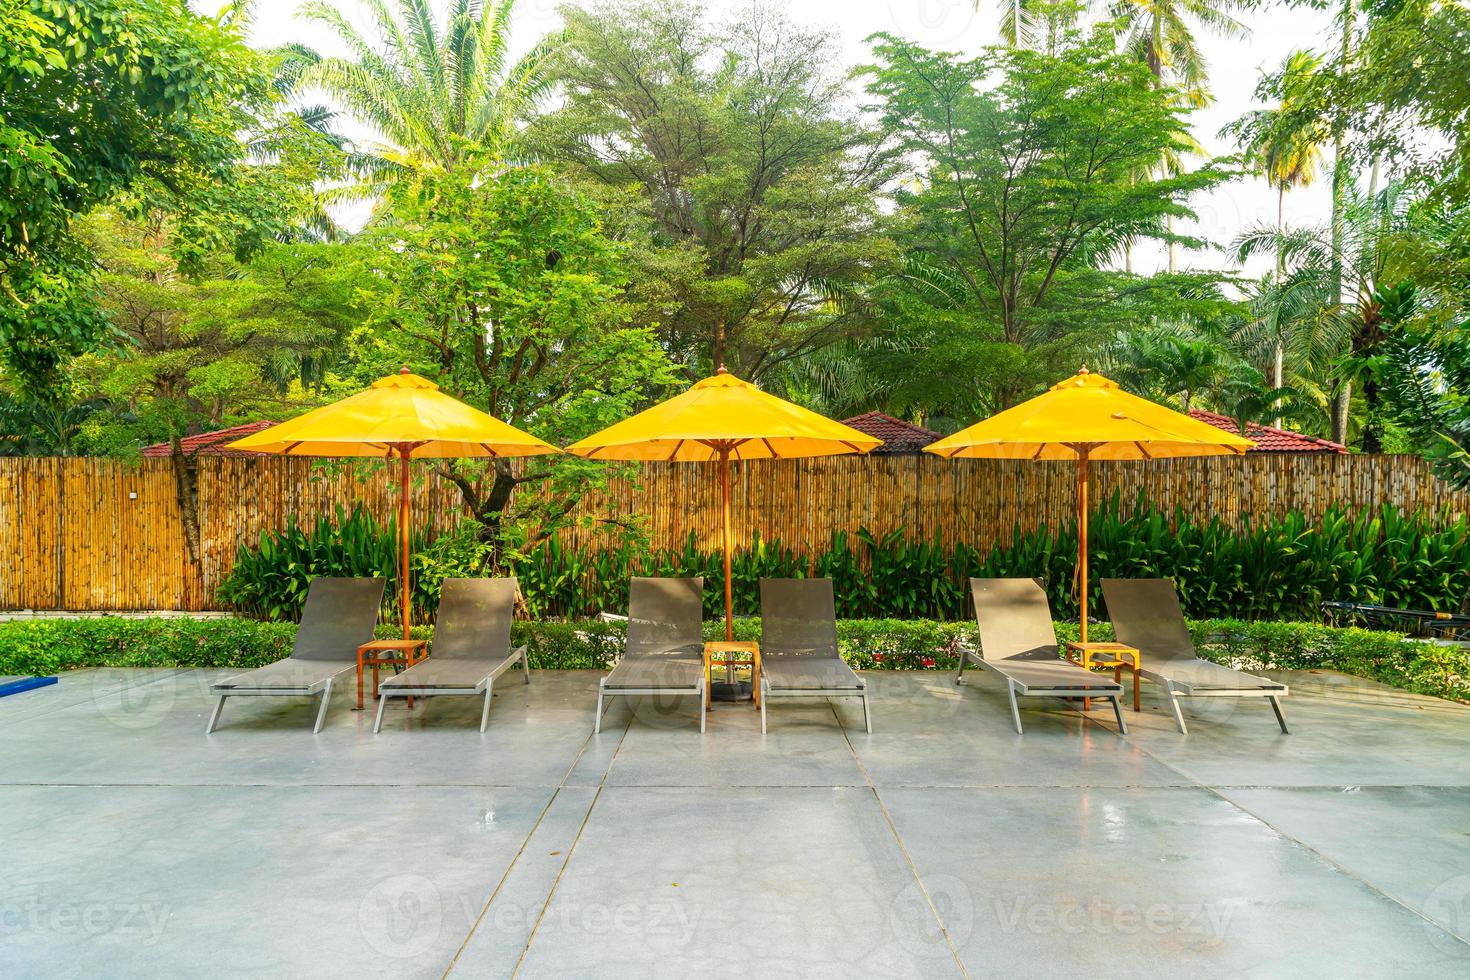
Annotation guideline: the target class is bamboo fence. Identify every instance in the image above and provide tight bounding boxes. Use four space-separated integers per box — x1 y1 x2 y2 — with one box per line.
3 453 1468 611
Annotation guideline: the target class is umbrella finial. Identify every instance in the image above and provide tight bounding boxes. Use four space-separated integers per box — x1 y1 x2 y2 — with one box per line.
716 363 728 375
399 365 411 375
1078 363 1089 375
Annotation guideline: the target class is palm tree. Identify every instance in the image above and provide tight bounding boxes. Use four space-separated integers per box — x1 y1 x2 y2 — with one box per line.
989 0 1084 52
1235 183 1414 448
1225 50 1329 411
1111 0 1247 90
1111 0 1248 271
294 0 557 198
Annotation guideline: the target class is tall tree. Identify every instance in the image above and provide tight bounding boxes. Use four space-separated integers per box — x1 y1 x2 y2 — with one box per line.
1111 0 1247 93
538 0 896 382
294 0 557 195
863 30 1228 412
354 159 677 556
0 0 264 393
1112 0 1247 271
1235 183 1416 452
76 209 361 559
1226 49 1329 410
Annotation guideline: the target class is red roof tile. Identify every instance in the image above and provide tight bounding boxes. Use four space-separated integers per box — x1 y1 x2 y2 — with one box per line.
841 412 941 454
141 421 277 458
1187 409 1346 454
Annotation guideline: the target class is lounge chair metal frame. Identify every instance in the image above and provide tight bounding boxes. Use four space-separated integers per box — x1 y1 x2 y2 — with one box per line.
956 648 1129 736
596 674 707 734
758 578 871 735
959 578 1128 736
373 577 529 734
206 673 344 735
594 577 707 734
1102 577 1289 735
207 577 384 735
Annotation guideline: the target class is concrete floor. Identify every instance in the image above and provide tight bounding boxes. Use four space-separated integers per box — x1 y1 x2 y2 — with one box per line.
1 665 1467 978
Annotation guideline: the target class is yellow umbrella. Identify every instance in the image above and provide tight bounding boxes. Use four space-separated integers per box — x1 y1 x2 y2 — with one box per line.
924 367 1253 642
566 368 882 639
229 368 560 638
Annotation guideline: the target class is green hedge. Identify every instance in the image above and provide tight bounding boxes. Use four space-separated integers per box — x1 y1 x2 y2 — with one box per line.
1 615 1464 702
216 497 1470 625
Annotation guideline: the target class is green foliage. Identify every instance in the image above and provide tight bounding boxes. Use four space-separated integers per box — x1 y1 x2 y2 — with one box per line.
217 505 424 623
0 0 267 391
218 494 1470 628
540 0 896 382
293 0 556 197
0 616 298 676
859 29 1232 416
354 160 678 555
2 615 1463 703
72 214 360 451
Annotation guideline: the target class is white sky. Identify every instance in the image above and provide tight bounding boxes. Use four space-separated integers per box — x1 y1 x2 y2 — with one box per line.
230 0 1341 278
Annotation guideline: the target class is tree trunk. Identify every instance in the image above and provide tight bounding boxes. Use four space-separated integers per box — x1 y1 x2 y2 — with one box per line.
1274 184 1286 427
1361 376 1383 453
439 458 522 572
169 437 202 565
1331 381 1351 446
1167 214 1178 274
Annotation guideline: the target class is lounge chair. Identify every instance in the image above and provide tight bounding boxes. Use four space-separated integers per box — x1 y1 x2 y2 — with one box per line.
758 578 871 734
958 578 1128 735
207 577 385 734
1101 578 1289 734
374 577 529 734
595 577 707 733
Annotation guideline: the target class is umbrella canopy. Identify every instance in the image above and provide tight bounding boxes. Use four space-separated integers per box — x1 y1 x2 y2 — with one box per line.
228 370 561 460
567 369 881 640
565 370 881 462
230 369 560 638
925 369 1255 461
925 368 1253 642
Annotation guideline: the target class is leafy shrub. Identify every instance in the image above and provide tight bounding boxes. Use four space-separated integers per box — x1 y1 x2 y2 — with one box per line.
2 615 1463 703
215 494 1470 628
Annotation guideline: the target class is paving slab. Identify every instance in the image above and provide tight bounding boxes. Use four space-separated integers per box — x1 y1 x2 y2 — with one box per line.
0 783 554 979
1216 784 1470 945
880 785 1470 978
513 785 964 978
0 667 1466 978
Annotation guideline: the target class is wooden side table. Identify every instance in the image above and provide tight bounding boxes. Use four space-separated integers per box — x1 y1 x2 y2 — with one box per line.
703 641 761 712
1065 641 1141 712
357 638 429 709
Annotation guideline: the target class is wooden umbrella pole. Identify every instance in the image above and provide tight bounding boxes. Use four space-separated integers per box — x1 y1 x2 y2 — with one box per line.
1077 447 1090 645
399 447 411 641
721 445 734 642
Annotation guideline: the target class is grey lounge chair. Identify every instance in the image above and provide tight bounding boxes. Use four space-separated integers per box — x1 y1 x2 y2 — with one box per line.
595 577 706 733
207 577 384 734
758 578 870 734
374 577 529 733
1101 578 1289 734
959 578 1128 735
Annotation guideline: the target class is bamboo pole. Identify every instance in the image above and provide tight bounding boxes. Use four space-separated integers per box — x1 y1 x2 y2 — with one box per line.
399 447 411 640
721 445 733 642
1077 447 1090 644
